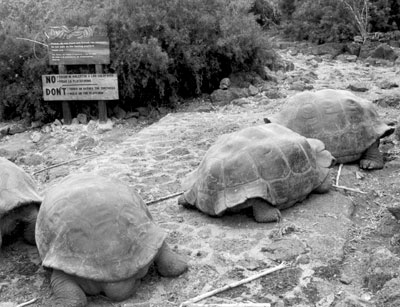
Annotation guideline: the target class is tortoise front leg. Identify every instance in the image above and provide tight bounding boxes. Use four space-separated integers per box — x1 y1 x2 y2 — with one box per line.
250 198 281 223
154 242 188 277
50 270 87 307
360 140 384 170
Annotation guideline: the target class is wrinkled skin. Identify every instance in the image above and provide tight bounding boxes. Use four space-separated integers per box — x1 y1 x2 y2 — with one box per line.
50 242 188 307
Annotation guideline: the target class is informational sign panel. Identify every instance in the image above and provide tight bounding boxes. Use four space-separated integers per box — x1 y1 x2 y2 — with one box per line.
42 74 118 101
48 36 110 65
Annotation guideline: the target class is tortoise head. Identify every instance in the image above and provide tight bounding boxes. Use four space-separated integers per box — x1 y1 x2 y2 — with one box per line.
307 138 336 189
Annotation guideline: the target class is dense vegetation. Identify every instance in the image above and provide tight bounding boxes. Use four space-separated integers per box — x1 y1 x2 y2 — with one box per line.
0 0 398 122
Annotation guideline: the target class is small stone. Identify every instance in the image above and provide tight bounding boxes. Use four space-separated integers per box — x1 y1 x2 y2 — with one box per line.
76 113 88 124
97 119 114 133
30 131 42 143
125 111 140 119
340 274 353 285
53 119 62 126
219 77 231 89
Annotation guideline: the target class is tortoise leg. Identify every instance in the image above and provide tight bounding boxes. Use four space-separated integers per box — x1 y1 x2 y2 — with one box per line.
50 270 87 307
314 171 332 194
22 206 38 245
154 242 188 277
251 198 281 223
177 195 194 209
102 278 140 301
360 140 384 170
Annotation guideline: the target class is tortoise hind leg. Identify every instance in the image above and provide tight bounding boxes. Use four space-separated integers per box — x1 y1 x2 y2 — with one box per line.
154 242 188 277
250 198 281 223
50 270 87 307
360 140 384 170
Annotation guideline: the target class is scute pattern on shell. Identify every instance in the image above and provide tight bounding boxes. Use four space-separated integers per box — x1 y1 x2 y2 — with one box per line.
182 124 324 216
0 157 42 217
270 89 393 163
35 174 167 282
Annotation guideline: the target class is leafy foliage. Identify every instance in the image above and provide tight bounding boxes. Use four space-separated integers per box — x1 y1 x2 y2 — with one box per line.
0 0 275 120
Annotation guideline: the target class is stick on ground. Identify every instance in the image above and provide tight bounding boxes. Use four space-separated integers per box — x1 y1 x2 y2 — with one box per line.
179 262 287 307
16 298 38 307
335 163 343 186
32 153 102 175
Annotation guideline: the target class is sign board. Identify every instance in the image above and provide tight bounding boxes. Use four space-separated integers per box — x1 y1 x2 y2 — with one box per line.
48 36 110 65
42 74 118 101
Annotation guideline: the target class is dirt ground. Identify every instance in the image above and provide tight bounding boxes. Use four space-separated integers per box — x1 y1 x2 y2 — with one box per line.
1 42 400 307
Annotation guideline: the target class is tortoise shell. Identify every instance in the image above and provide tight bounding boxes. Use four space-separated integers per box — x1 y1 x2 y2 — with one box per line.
35 174 167 282
268 89 394 163
181 123 332 216
0 157 42 218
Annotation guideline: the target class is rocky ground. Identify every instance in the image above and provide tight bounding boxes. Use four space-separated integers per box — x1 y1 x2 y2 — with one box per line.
0 41 400 307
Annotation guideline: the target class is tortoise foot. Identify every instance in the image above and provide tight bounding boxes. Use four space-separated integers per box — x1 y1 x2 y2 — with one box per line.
155 242 188 277
251 198 281 223
50 270 87 307
359 140 384 170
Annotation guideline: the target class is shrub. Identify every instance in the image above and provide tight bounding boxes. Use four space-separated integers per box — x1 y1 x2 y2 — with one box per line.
103 0 276 108
279 0 356 43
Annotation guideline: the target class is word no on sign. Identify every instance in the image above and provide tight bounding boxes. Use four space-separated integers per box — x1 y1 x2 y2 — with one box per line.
42 74 118 101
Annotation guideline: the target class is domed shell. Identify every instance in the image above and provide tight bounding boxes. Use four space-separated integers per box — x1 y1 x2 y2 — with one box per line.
35 174 167 282
0 157 42 218
182 124 329 216
269 89 394 163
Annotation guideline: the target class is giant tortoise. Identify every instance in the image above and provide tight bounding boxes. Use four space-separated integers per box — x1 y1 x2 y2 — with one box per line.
35 174 188 306
265 89 395 170
178 123 335 222
0 157 41 248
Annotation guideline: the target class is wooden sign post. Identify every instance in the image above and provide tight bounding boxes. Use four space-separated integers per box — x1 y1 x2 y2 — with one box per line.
42 26 117 124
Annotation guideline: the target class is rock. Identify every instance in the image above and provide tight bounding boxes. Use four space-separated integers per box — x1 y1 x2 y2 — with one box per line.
31 120 43 129
0 125 9 136
346 42 361 56
74 135 96 151
248 84 258 96
370 43 398 62
263 66 279 82
219 77 231 89
231 97 252 106
125 111 140 119
136 106 150 117
113 105 127 120
86 120 98 132
157 107 169 116
8 122 28 135
363 247 400 293
376 277 400 307
348 82 369 92
260 238 307 261
30 131 42 143
336 54 358 62
71 118 80 125
97 119 113 133
19 153 44 166
76 113 88 124
289 81 313 91
377 80 398 89
210 88 244 106
126 117 138 125
373 94 400 108
53 119 62 126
